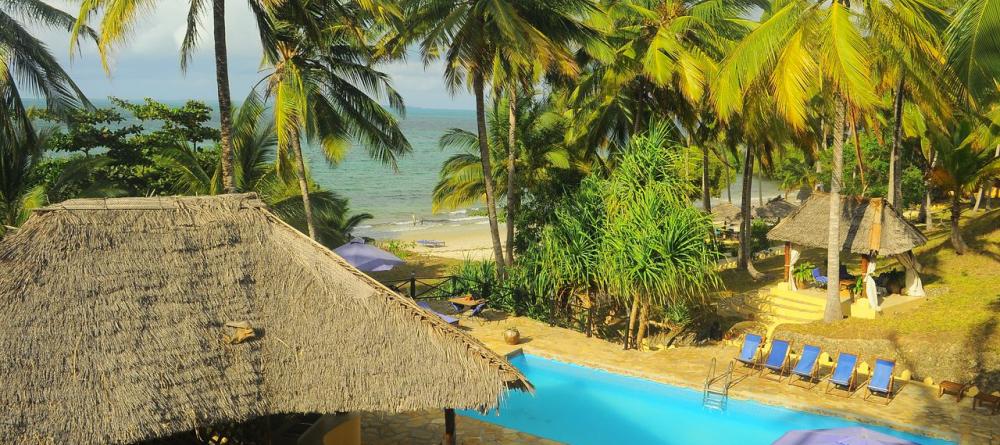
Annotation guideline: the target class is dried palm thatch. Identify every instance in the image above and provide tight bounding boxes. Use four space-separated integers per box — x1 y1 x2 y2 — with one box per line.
752 197 799 220
0 194 529 445
710 202 742 221
767 192 927 256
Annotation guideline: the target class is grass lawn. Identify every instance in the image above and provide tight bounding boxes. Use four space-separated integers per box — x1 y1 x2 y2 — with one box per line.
722 207 1000 348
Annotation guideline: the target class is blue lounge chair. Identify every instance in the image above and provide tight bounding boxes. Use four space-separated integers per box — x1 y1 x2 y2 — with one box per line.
825 353 859 397
760 340 791 381
417 301 459 326
788 345 822 389
864 359 897 404
812 267 828 287
733 333 764 375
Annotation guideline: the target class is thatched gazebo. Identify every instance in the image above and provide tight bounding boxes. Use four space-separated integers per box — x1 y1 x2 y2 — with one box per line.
0 194 530 444
767 193 929 309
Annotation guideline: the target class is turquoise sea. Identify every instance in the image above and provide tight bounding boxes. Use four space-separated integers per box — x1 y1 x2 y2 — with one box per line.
29 99 482 235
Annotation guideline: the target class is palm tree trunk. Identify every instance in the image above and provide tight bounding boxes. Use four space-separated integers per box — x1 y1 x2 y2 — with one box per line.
635 302 650 351
973 144 1000 212
924 152 937 230
824 101 847 323
625 297 640 349
473 73 506 277
702 143 712 212
213 0 236 193
950 191 968 254
505 93 517 267
888 76 905 207
739 147 763 279
291 129 317 239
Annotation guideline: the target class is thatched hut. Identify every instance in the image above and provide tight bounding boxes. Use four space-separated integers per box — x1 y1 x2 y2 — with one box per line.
710 201 743 222
0 194 529 444
767 193 928 308
753 197 799 220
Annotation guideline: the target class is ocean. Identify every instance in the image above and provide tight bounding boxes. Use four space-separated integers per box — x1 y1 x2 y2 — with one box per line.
303 107 486 237
27 99 486 237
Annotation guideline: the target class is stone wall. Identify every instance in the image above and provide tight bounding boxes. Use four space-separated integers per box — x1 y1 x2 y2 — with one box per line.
774 329 1000 391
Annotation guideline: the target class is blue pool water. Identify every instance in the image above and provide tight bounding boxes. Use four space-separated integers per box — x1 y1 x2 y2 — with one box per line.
461 354 954 445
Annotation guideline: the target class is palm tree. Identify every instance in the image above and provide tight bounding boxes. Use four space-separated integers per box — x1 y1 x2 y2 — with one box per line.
1 1 92 144
160 89 372 247
713 0 930 322
72 0 285 193
945 0 1000 107
404 0 596 277
264 2 409 239
0 126 48 230
433 95 571 212
929 118 1000 254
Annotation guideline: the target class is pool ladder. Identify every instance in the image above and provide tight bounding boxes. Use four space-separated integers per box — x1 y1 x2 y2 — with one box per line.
702 358 733 411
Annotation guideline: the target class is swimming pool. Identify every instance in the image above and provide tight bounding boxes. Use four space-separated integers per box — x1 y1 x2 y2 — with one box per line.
461 353 953 445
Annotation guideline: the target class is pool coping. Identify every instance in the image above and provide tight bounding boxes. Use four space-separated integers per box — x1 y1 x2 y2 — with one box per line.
501 348 960 443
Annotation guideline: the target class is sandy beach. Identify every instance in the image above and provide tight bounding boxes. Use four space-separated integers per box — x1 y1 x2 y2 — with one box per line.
393 222 504 260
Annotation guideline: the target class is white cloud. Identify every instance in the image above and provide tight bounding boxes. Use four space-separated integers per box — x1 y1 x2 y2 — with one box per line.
28 1 472 109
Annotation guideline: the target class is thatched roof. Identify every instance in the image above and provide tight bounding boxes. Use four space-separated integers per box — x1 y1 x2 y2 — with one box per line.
0 194 529 444
767 193 927 255
753 197 799 219
711 201 743 221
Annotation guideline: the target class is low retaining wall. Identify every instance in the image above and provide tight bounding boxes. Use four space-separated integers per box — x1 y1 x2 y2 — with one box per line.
774 329 1000 393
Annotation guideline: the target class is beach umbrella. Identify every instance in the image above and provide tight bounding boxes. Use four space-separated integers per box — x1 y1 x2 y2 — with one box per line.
334 238 405 272
772 427 920 445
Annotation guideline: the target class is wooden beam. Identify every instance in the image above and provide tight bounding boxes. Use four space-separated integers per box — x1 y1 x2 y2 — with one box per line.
443 408 456 445
783 242 791 282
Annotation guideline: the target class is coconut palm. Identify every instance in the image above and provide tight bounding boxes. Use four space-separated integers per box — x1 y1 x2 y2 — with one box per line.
1 1 92 144
72 0 287 193
263 3 409 239
945 0 1000 106
403 0 597 277
433 95 570 212
713 0 943 322
566 0 761 199
929 118 1000 254
0 126 48 230
160 89 372 247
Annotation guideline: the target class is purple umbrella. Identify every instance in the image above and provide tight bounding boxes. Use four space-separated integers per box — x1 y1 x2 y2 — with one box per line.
772 427 921 445
333 238 405 272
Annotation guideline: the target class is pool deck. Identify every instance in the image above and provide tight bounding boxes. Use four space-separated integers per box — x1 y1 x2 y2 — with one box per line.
459 313 999 445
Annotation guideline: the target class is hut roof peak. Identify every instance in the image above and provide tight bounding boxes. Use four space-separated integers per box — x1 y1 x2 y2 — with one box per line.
766 192 927 255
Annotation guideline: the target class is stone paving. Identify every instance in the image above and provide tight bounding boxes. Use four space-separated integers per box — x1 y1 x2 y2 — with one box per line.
360 410 558 445
459 311 999 445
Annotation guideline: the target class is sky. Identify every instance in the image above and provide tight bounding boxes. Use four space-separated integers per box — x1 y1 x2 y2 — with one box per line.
31 1 475 110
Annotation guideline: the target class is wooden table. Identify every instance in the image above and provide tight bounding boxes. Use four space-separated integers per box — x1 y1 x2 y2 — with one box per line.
938 381 968 402
973 392 1000 414
448 296 486 311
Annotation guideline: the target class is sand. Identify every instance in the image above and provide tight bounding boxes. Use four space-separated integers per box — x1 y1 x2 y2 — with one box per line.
393 222 505 261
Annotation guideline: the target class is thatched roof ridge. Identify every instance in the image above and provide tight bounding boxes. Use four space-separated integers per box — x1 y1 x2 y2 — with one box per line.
0 194 528 444
767 192 927 255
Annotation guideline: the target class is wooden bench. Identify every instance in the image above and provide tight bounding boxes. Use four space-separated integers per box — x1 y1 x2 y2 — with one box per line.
973 392 1000 415
938 381 968 402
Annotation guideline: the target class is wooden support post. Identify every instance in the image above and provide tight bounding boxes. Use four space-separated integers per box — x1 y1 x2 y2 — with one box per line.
783 242 791 282
409 273 416 299
443 408 456 445
859 255 869 299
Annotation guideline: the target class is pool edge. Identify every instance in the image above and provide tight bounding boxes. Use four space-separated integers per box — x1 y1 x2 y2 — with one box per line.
509 348 960 443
